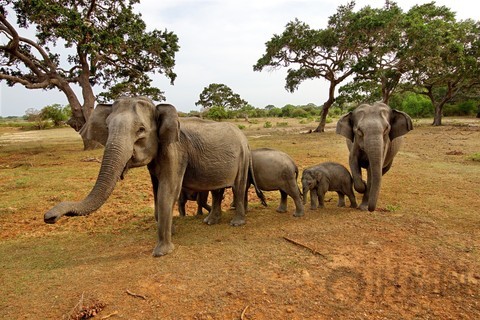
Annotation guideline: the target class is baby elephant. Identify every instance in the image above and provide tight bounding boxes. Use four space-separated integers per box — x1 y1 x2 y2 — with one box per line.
301 162 357 209
178 189 211 216
249 148 304 217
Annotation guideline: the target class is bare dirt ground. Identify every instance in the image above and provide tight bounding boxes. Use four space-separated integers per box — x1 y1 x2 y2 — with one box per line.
0 117 479 319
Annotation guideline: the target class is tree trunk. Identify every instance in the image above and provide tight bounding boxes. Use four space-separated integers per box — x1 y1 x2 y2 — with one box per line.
313 81 336 133
432 104 443 126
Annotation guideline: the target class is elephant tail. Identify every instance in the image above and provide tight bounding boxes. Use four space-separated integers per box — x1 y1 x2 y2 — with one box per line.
249 155 267 207
295 165 303 198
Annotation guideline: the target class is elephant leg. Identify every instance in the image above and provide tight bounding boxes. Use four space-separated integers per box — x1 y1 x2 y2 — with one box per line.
347 188 357 208
203 189 224 225
231 182 248 227
149 169 160 222
359 169 372 211
178 192 187 217
337 192 346 207
276 190 288 213
317 187 326 208
196 191 210 215
285 183 304 217
153 181 181 257
310 189 318 209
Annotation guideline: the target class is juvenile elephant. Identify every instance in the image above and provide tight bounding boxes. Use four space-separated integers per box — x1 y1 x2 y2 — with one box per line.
301 162 357 209
178 189 211 216
248 148 304 217
336 102 413 211
44 96 265 257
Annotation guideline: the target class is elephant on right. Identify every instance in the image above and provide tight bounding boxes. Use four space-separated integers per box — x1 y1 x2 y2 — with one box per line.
336 102 413 211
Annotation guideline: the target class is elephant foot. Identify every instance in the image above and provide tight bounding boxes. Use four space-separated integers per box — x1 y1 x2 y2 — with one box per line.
309 206 317 210
203 212 221 225
358 202 369 211
152 242 175 257
293 210 304 217
276 207 287 213
230 215 246 227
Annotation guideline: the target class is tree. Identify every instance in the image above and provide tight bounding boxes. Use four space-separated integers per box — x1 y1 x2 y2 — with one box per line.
0 0 179 148
254 2 368 133
195 83 248 111
402 3 480 125
205 105 228 121
40 103 70 126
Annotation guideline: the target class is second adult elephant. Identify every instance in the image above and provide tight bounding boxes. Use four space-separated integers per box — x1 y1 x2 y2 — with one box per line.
44 96 265 257
248 148 304 217
336 102 413 211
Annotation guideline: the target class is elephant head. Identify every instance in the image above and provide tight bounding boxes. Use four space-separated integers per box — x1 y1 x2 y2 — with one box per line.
336 102 412 211
301 170 317 205
44 96 179 223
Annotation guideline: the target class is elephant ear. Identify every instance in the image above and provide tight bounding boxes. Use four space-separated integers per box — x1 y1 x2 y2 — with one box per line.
336 112 354 141
79 104 112 146
390 109 413 140
156 104 180 145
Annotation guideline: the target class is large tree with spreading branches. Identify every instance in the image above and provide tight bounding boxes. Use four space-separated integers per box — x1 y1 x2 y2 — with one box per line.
0 0 179 148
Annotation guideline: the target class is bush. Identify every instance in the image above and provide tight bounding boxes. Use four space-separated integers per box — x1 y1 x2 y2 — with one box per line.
398 94 433 118
276 122 288 127
443 100 478 116
291 108 308 118
237 124 246 130
40 104 70 127
264 121 272 128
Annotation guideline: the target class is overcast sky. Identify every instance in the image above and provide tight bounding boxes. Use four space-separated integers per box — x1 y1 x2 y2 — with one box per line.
1 0 479 116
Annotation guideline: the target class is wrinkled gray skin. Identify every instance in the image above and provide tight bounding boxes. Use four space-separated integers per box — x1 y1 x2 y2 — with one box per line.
336 102 413 211
44 96 265 257
301 162 357 209
249 148 304 217
178 189 211 216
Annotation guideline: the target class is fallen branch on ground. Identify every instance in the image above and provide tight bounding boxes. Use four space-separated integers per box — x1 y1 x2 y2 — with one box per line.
126 289 147 300
283 236 327 259
240 305 249 320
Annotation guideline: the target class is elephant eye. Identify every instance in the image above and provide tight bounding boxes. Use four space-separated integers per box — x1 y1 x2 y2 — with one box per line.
137 126 146 134
356 128 363 137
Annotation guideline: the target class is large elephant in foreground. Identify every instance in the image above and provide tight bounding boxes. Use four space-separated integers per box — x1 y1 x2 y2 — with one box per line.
336 102 413 211
44 96 265 257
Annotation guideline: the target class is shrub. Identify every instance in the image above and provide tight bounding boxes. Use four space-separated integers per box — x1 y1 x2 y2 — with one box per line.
237 124 246 130
276 122 288 127
263 121 272 128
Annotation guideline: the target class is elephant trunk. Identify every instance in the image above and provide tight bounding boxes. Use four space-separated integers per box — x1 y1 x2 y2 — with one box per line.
44 135 132 223
365 137 384 212
302 185 309 205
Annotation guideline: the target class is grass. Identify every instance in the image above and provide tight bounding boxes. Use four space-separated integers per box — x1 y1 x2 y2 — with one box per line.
0 118 479 319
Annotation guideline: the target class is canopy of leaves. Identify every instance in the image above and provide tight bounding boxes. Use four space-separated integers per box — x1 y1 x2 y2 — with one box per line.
195 83 248 111
0 0 179 110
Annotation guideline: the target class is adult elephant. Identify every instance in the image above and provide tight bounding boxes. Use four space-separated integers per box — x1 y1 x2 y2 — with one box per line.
44 96 265 257
336 102 413 211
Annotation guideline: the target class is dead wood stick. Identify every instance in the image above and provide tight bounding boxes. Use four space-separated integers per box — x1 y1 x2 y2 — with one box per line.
101 311 119 319
240 305 249 320
283 236 327 259
126 289 147 300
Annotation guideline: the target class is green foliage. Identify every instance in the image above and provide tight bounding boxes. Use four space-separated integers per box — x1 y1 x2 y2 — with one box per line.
276 122 288 127
237 124 246 130
443 100 478 116
263 121 272 128
40 104 70 126
1 0 179 128
394 93 434 118
291 108 308 118
205 105 228 121
196 83 248 111
468 153 480 162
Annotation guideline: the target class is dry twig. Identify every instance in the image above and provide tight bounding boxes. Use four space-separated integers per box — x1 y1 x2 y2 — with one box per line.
101 311 119 319
240 305 249 320
283 236 327 259
126 289 147 300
